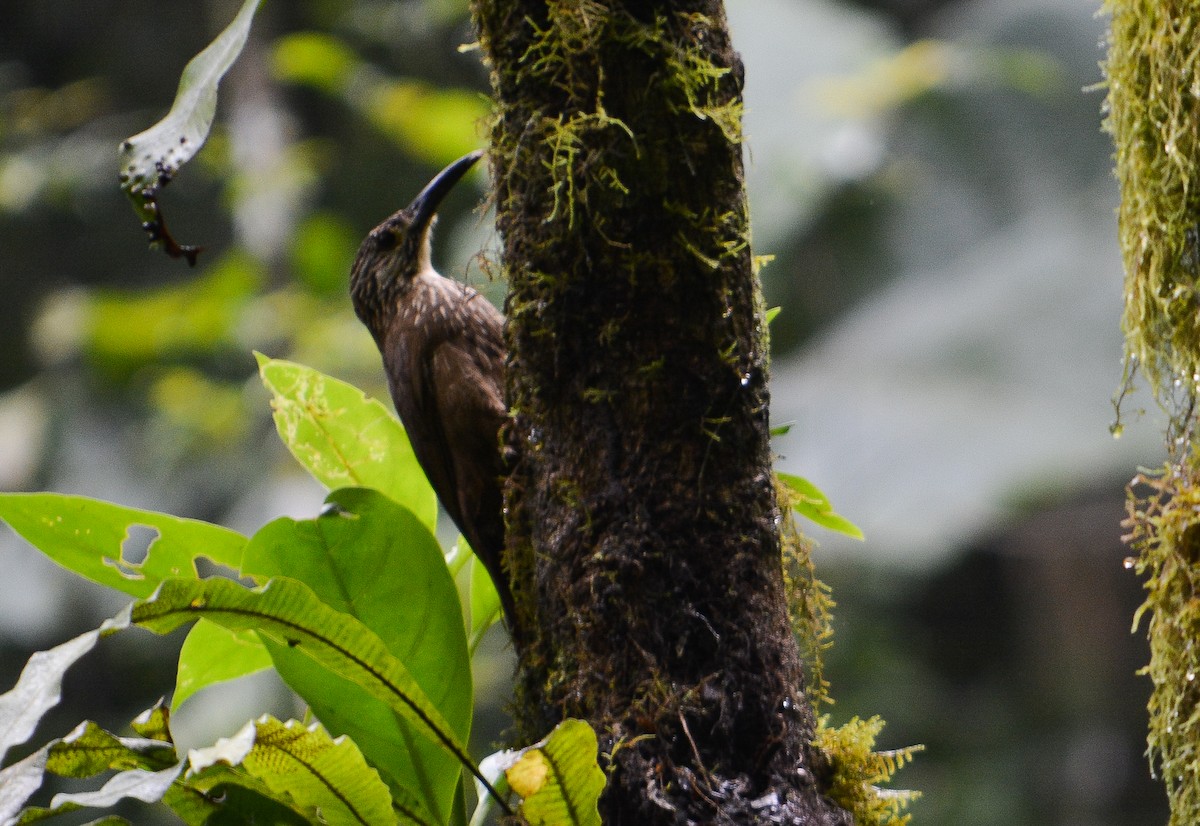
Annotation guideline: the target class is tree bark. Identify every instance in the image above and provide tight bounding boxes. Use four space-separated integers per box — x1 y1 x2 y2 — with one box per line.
472 2 852 822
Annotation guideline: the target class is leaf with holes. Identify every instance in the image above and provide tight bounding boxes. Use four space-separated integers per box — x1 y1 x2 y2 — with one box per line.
257 354 437 532
0 493 246 598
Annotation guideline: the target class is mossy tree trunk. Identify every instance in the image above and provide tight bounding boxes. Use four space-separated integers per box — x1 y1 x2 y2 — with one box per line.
473 2 851 822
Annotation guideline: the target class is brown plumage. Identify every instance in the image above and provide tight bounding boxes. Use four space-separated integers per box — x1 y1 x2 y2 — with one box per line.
349 151 516 638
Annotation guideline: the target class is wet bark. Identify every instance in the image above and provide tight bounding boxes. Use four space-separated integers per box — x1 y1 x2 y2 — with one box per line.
472 2 852 822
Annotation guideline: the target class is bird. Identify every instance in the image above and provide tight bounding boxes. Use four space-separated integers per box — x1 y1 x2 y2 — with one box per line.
349 150 518 639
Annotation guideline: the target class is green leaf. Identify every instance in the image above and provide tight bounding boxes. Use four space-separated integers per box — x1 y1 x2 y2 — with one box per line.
166 782 306 826
118 0 264 262
241 488 471 821
46 721 177 777
172 621 273 712
256 355 438 532
130 577 489 812
506 720 605 826
187 716 401 826
241 489 469 725
130 701 174 744
777 472 865 541
0 493 246 598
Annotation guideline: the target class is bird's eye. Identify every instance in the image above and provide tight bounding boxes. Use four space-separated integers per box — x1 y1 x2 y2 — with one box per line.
376 229 399 251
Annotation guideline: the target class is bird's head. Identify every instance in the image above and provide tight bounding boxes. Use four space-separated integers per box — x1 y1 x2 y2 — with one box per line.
350 150 483 331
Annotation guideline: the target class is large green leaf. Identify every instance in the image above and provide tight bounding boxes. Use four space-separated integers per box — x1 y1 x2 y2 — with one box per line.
129 577 495 816
0 493 246 598
257 355 438 531
241 487 471 821
118 0 264 262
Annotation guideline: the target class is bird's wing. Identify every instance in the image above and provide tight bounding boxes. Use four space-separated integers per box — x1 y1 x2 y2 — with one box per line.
428 320 506 559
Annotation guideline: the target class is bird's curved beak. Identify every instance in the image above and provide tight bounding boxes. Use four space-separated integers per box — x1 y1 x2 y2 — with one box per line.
407 150 484 236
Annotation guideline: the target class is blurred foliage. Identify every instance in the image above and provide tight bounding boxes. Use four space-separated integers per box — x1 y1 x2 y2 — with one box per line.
815 39 1064 119
272 31 490 165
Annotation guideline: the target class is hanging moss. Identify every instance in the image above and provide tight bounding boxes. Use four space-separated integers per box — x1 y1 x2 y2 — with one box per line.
1106 5 1200 823
1105 1 1200 429
778 477 921 825
1124 463 1200 826
778 477 837 711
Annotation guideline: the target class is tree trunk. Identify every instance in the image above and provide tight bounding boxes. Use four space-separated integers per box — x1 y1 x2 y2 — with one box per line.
472 3 852 822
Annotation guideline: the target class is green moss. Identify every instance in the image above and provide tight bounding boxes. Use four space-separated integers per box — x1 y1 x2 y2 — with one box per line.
581 387 615 404
778 477 920 824
1105 1 1200 427
777 478 836 710
814 715 922 826
1125 462 1200 826
1106 7 1200 822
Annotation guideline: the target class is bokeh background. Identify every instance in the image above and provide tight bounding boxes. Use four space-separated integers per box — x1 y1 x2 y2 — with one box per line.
0 0 1172 822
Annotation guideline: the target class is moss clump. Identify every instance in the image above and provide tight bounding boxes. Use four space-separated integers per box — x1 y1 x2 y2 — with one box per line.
1124 463 1200 826
1105 2 1200 428
814 715 922 826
